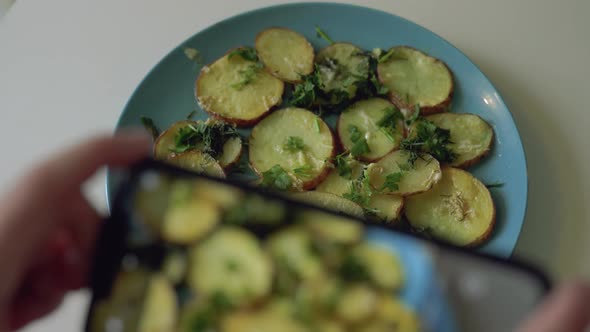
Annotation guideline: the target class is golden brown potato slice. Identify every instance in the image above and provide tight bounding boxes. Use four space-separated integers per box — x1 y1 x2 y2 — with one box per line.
289 191 364 218
377 46 453 114
368 150 441 196
249 108 335 190
255 27 314 82
153 120 196 160
405 167 496 246
188 227 272 306
196 51 284 126
337 98 404 161
426 113 494 168
166 150 226 178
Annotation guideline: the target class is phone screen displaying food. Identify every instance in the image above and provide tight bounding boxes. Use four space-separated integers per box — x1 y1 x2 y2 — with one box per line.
87 164 546 332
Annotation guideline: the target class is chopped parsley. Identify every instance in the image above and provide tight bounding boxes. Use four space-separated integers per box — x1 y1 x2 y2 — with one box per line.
283 136 306 152
172 122 239 158
339 254 370 282
376 106 404 143
293 165 313 178
186 109 198 119
401 118 456 164
342 167 373 209
334 152 354 179
348 125 370 157
227 47 259 62
231 63 264 90
380 171 404 192
315 26 334 44
288 66 323 108
485 182 505 189
315 118 321 133
261 165 292 191
140 116 159 140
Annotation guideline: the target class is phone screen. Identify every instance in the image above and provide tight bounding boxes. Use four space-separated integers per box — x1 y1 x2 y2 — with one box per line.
87 161 549 332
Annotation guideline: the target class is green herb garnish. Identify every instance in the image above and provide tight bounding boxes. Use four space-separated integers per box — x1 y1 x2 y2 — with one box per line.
485 182 505 188
334 152 354 179
288 66 323 108
231 63 263 90
293 165 313 178
380 171 404 192
401 118 456 164
172 122 239 157
315 26 334 44
348 125 370 157
342 167 373 208
140 116 160 140
227 47 259 62
284 136 306 152
261 164 292 191
186 110 198 119
339 254 370 282
315 118 321 133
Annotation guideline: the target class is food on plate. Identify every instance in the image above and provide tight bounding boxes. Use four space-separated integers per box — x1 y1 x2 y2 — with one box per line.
196 48 284 126
141 25 498 246
405 167 496 246
249 107 335 190
377 46 453 114
188 226 273 305
426 113 494 168
255 28 315 82
337 98 404 161
368 150 442 196
166 150 226 178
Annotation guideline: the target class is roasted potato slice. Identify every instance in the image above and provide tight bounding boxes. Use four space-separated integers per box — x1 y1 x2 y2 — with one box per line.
188 227 272 305
372 296 421 332
162 198 220 245
137 274 178 332
255 28 314 82
267 227 324 280
338 98 404 161
426 113 494 168
219 136 243 168
351 243 404 290
405 167 496 246
289 191 364 218
378 46 453 114
317 165 404 222
166 150 226 178
368 150 441 196
302 210 363 245
196 52 284 126
221 308 307 332
249 108 335 190
153 120 196 160
335 283 378 324
316 42 370 99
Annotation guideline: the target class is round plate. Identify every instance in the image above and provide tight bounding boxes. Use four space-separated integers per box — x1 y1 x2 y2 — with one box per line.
108 3 527 258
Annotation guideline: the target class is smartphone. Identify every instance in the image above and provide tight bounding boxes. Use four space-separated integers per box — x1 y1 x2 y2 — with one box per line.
86 160 549 332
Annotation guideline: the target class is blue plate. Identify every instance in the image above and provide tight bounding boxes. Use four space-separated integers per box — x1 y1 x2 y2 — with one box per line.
108 3 527 258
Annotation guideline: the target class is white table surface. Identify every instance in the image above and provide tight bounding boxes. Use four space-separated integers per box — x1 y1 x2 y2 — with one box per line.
0 0 589 330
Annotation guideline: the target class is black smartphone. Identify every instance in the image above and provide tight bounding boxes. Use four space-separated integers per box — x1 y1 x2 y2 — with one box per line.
86 160 549 332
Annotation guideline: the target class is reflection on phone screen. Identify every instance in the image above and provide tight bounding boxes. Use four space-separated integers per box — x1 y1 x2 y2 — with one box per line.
87 165 547 332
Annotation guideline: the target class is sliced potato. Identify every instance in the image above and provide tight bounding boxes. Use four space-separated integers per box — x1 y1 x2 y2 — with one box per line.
154 120 196 160
162 199 220 245
137 274 178 332
377 46 453 114
338 98 404 161
221 309 306 332
335 284 378 324
267 227 324 280
317 166 404 222
189 227 272 305
224 194 287 225
316 42 370 99
368 150 441 196
196 52 284 126
255 28 314 82
288 191 364 218
405 167 496 246
166 150 226 178
374 296 421 332
302 210 363 245
426 113 494 168
192 178 243 209
134 175 171 233
351 243 404 290
249 108 335 190
162 251 187 285
219 136 243 168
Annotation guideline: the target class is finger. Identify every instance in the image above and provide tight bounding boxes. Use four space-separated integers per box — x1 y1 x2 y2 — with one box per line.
30 129 151 195
517 281 590 332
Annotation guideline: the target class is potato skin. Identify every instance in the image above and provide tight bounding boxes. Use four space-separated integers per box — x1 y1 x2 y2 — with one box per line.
195 48 284 127
255 27 315 83
377 46 453 115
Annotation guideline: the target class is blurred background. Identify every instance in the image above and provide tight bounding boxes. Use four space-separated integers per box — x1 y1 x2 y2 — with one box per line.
0 0 588 331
